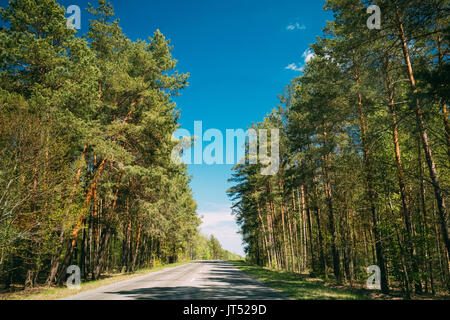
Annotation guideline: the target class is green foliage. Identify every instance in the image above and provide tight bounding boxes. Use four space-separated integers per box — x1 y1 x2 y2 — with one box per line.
0 0 214 288
228 0 449 298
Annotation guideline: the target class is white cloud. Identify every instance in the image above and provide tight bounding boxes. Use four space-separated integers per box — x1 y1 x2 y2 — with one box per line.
286 22 306 31
302 49 315 64
199 210 235 228
285 49 315 73
285 63 304 72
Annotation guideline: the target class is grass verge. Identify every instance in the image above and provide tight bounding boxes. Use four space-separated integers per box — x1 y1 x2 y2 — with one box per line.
229 260 371 300
1 260 191 300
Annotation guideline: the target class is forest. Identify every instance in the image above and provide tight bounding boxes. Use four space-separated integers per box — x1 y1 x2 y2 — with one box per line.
0 0 239 290
228 0 449 298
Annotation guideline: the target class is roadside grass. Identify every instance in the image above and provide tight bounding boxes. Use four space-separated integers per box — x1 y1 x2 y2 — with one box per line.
1 260 191 300
229 260 371 300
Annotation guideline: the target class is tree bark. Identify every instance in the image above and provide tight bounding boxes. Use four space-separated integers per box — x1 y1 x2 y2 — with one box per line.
322 130 342 283
257 200 272 268
57 158 108 283
394 5 450 261
385 60 422 293
354 66 389 293
436 22 450 163
132 219 142 272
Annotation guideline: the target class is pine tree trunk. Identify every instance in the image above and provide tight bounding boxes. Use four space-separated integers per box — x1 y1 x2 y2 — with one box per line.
395 4 450 262
436 23 450 163
385 62 422 293
417 139 436 294
257 201 272 268
300 186 308 271
265 201 276 269
279 196 290 271
57 158 108 283
305 201 316 273
286 204 296 272
312 180 326 277
345 209 354 285
293 188 302 272
354 67 389 293
322 130 341 283
132 220 142 272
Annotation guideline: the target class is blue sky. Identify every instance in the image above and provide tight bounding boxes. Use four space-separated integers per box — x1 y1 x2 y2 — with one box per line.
58 0 332 257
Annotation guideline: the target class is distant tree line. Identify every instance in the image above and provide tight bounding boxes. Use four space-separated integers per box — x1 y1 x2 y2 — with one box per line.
192 234 242 261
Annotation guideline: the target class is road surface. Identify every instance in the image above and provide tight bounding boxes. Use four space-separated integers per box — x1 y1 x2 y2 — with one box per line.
64 261 286 300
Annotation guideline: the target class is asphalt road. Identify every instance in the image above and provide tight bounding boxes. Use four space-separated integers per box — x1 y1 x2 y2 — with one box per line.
64 261 286 300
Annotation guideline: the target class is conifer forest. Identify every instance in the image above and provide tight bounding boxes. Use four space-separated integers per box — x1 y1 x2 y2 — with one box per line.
0 0 449 300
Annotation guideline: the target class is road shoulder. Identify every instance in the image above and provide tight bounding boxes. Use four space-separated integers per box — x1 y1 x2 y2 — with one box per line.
229 260 371 300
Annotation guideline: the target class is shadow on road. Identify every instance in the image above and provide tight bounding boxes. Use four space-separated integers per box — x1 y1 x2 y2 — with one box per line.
105 285 284 300
103 261 286 300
